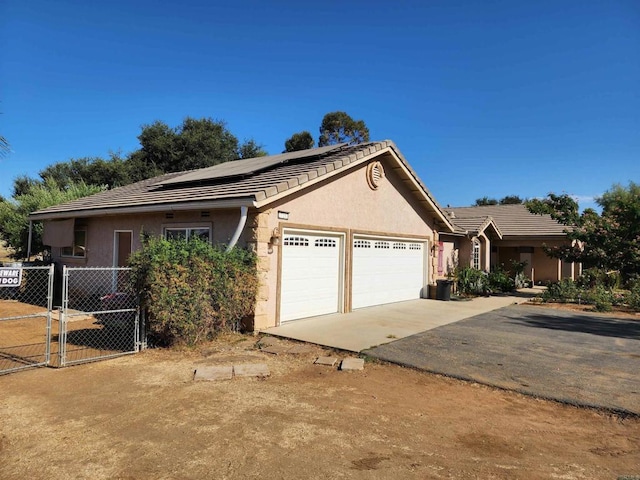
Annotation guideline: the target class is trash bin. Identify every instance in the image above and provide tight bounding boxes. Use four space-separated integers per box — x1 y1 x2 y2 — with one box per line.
436 279 453 301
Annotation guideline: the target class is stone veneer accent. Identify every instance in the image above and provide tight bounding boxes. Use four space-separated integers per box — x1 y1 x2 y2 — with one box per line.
250 210 272 330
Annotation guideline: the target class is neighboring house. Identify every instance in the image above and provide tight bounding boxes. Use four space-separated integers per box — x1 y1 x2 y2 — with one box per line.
437 204 580 283
29 141 455 330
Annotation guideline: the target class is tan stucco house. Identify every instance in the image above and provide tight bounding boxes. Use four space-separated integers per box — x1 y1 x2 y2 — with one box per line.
437 204 581 283
30 141 456 330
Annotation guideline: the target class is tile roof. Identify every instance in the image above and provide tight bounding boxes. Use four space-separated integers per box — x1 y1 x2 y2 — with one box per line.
30 141 454 231
444 204 568 237
154 143 347 186
447 215 503 238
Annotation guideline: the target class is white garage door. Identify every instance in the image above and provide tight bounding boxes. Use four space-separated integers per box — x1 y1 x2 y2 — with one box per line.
352 237 425 309
280 231 343 323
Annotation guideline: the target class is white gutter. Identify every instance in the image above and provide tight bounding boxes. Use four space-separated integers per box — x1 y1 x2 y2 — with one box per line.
29 198 256 221
226 206 248 252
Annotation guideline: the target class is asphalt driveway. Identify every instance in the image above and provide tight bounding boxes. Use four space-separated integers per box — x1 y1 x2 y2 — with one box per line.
364 304 640 416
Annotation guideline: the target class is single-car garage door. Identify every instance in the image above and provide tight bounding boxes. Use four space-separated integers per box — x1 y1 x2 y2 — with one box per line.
352 237 425 309
280 231 344 323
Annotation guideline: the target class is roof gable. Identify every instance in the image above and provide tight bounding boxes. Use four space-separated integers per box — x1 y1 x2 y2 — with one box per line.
447 215 503 239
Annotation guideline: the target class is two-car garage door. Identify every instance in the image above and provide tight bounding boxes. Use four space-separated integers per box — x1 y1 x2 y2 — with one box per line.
280 230 426 323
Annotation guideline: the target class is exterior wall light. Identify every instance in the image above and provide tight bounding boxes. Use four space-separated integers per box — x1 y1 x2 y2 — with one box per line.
270 228 281 246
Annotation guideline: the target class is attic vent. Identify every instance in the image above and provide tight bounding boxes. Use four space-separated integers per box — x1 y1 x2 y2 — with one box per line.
165 213 174 219
201 211 210 218
366 161 385 190
449 211 456 219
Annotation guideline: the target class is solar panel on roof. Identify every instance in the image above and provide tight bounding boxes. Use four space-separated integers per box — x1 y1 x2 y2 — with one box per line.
154 143 347 187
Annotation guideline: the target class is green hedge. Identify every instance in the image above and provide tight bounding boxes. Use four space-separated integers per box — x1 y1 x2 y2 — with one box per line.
129 237 258 346
541 269 640 312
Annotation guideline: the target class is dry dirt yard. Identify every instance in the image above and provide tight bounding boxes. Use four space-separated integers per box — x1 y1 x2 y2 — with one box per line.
1 334 639 480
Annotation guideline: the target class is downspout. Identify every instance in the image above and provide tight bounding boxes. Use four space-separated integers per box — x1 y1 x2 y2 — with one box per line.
226 206 249 252
26 220 33 261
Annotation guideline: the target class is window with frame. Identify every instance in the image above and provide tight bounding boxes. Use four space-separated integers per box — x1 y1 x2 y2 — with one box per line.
472 240 481 270
61 229 87 258
164 226 211 242
354 240 371 248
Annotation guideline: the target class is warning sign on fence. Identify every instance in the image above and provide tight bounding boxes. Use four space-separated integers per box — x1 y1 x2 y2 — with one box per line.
0 267 22 287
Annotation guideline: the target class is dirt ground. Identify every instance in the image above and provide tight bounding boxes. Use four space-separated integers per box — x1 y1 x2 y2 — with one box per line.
0 300 133 370
1 332 639 480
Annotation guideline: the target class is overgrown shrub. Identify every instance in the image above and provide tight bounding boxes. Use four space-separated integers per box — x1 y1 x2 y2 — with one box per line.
581 285 614 312
129 237 258 346
456 266 488 296
541 270 640 312
487 265 514 293
542 279 579 303
577 268 620 290
626 281 640 311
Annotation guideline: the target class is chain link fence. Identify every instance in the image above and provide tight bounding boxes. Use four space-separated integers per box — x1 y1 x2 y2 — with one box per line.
60 267 142 366
0 265 55 375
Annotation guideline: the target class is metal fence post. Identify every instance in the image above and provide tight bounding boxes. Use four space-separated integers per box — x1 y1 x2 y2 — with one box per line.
45 264 54 365
59 265 69 367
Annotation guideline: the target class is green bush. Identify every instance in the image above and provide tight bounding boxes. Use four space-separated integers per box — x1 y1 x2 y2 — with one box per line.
581 285 614 312
577 268 620 290
626 281 640 311
456 267 488 296
487 266 514 293
510 260 531 288
542 279 579 303
129 237 258 346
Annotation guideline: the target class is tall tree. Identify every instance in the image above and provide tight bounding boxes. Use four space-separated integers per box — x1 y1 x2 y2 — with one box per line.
474 196 498 206
526 193 580 226
135 120 180 173
474 195 524 206
134 117 266 173
526 183 640 284
0 178 104 259
318 111 370 147
284 131 314 152
499 195 524 204
237 139 268 159
38 153 132 189
12 175 40 197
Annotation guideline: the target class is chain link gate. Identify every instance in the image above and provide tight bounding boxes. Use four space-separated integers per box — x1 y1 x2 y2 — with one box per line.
59 266 142 367
0 265 55 375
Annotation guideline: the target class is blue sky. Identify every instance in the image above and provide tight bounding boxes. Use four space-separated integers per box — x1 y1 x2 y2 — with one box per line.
1 0 639 210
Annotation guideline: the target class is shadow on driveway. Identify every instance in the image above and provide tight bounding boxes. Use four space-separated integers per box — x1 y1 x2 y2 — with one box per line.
507 310 640 340
364 304 640 416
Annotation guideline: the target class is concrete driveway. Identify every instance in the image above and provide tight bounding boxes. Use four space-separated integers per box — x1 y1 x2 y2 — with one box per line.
364 304 640 415
265 294 530 352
